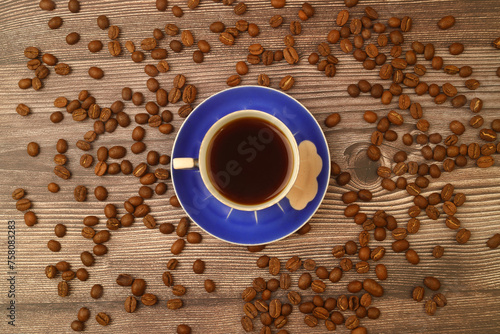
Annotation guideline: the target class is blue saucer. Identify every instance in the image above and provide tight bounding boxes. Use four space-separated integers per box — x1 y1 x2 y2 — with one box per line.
171 86 330 245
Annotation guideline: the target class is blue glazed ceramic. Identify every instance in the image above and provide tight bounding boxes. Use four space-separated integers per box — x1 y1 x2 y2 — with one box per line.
171 86 330 245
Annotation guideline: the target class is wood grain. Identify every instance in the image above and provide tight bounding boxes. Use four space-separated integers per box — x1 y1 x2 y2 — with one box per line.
1 0 500 333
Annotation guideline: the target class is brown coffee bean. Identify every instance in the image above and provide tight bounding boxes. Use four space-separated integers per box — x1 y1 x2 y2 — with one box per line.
363 279 384 297
88 40 103 53
95 312 110 326
219 31 235 46
424 300 437 316
241 287 257 303
52 223 66 237
115 274 134 287
405 249 420 265
22 211 36 227
311 279 326 293
456 228 471 244
130 278 146 296
298 272 312 290
269 299 282 319
95 15 109 29
451 95 467 108
90 284 103 299
48 239 61 252
226 74 241 87
122 295 138 313
77 307 90 322
171 238 185 255
437 15 455 29
449 43 464 55
88 67 104 79
81 251 94 267
412 286 425 302
48 16 63 29
280 75 294 91
93 230 110 244
265 257 280 276
58 281 69 297
139 293 157 306
283 46 299 65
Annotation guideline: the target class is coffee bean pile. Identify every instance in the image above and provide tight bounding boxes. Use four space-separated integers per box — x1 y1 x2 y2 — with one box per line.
18 46 71 93
9 0 500 332
240 255 384 333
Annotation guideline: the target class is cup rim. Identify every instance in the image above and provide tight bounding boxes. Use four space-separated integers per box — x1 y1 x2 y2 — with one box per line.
198 109 300 211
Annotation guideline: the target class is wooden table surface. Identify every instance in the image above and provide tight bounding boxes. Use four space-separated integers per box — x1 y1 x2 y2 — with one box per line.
1 0 500 333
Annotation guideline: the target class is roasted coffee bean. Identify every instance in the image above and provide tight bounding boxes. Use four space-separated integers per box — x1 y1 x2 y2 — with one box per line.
269 299 282 318
24 211 36 227
330 311 344 326
433 245 445 258
371 246 385 261
93 230 110 244
412 286 425 302
279 75 294 91
171 239 185 255
311 279 326 293
48 239 61 252
285 256 301 272
72 185 88 202
77 307 90 322
283 291 301 307
283 47 299 65
193 259 205 274
241 287 257 303
18 78 32 89
95 312 110 326
433 293 447 307
142 214 156 229
158 222 174 235
116 274 134 287
304 314 318 327
141 293 157 306
438 15 455 29
45 265 57 279
90 284 103 299
82 226 96 239
265 257 280 275
81 251 94 267
161 271 173 287
241 316 253 332
55 261 70 272
449 43 464 55
88 40 103 53
130 278 146 296
487 234 500 249
89 67 104 79
225 74 241 87
451 95 467 108
124 296 137 313
298 272 312 290
96 15 110 29
58 281 69 297
48 16 63 29
363 279 383 297
171 284 187 297
244 302 259 319
456 228 471 244
425 300 437 316
406 249 420 265
252 277 266 292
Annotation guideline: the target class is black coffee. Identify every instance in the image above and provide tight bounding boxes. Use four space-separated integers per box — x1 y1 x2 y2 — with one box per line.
207 116 292 205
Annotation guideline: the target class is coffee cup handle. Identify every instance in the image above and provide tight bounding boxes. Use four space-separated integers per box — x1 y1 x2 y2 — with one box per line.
172 158 199 170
